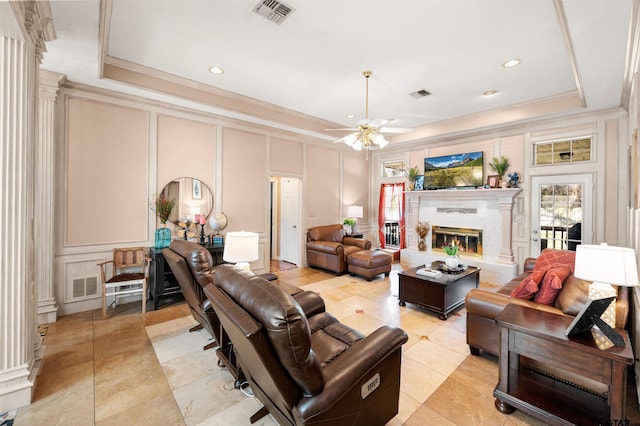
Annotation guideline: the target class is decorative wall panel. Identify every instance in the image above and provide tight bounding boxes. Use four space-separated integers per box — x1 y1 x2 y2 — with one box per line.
66 98 149 245
221 127 266 233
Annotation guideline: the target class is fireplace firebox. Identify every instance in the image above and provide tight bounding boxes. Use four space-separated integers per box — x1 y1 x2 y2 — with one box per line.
432 226 483 257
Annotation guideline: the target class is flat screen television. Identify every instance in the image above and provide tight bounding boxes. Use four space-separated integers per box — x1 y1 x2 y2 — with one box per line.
423 151 484 190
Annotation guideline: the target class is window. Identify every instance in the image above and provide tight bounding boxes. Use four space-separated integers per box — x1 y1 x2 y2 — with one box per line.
382 160 406 177
534 137 592 165
539 183 583 251
378 183 405 248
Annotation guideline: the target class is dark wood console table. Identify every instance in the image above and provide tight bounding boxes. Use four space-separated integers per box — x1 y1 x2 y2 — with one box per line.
148 242 224 310
494 304 634 425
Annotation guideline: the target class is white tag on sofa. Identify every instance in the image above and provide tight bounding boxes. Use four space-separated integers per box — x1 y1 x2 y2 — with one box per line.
361 373 380 399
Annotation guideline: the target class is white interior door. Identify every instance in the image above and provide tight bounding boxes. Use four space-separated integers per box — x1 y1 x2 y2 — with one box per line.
530 174 593 257
280 178 300 265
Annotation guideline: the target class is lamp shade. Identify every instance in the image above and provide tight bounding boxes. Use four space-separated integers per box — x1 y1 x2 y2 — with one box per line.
223 231 259 263
574 243 639 286
347 205 363 219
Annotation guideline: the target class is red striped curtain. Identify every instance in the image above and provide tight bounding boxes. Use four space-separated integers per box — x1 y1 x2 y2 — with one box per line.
378 183 406 249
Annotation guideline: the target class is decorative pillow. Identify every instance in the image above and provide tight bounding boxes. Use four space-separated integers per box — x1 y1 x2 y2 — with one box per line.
533 248 576 273
554 275 591 315
510 270 546 300
534 265 572 305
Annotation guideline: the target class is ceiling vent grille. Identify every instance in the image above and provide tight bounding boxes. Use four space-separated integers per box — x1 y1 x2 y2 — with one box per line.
253 0 295 25
410 89 431 99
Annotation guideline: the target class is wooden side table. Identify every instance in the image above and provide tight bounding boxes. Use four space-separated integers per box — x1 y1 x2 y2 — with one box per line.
494 304 634 425
345 233 364 238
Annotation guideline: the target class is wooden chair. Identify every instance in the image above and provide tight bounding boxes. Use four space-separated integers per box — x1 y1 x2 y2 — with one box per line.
97 247 152 320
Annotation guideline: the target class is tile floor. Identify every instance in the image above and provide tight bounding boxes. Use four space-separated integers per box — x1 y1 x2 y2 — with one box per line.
10 264 640 425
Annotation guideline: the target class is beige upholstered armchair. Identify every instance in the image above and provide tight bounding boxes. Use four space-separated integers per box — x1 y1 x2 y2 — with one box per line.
306 224 371 274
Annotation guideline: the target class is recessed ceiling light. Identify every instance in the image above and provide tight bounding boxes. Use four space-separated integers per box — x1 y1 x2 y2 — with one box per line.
502 59 521 68
346 113 356 119
483 90 498 97
208 66 224 75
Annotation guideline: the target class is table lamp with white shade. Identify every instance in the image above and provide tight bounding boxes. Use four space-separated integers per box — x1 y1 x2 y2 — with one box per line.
346 205 363 234
573 243 639 346
223 231 259 270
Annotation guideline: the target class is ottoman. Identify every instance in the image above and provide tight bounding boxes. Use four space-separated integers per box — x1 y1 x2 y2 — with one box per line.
347 249 392 281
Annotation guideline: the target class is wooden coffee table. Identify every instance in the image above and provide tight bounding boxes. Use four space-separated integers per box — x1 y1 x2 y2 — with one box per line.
398 264 479 319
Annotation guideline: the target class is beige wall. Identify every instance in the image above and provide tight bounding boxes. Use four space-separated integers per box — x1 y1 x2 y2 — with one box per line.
270 137 303 174
221 128 267 234
157 114 216 194
56 89 372 314
306 145 341 227
66 98 149 245
342 153 370 230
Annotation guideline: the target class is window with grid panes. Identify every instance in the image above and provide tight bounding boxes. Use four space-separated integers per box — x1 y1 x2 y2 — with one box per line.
534 137 592 165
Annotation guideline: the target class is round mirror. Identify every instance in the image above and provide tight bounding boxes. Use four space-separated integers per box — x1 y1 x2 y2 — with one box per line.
159 177 213 224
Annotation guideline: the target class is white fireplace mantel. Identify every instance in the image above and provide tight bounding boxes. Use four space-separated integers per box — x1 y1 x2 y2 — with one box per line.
402 187 523 284
405 188 522 201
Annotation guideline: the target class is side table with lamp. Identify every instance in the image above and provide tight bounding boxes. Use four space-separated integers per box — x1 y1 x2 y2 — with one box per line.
570 243 640 345
493 243 638 424
223 231 259 270
346 205 363 235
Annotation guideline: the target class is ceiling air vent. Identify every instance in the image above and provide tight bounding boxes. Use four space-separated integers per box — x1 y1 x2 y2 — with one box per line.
410 89 431 99
253 0 295 25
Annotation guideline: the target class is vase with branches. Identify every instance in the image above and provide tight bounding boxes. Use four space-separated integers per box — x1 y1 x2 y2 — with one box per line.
156 195 175 225
415 221 430 251
154 195 175 248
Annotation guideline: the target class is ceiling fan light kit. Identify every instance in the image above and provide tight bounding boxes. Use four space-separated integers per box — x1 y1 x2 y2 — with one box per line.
331 70 413 153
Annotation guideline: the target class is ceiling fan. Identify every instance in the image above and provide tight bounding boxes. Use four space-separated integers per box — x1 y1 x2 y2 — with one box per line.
329 70 413 151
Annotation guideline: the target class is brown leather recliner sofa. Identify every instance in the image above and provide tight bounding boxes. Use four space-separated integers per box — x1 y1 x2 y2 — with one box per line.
465 248 628 394
306 224 371 274
162 240 221 350
204 264 408 425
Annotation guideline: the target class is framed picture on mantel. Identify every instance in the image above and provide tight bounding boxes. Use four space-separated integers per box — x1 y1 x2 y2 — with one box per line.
487 175 499 188
414 175 425 191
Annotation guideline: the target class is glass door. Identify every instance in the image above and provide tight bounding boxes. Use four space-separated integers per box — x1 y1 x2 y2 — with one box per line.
530 174 593 257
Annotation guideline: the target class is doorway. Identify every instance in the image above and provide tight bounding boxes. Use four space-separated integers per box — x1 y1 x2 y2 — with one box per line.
271 176 301 270
530 174 593 257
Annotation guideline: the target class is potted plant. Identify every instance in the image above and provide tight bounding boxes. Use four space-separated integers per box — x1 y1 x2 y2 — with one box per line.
443 241 460 269
343 218 356 234
489 156 510 187
443 242 459 256
406 165 420 190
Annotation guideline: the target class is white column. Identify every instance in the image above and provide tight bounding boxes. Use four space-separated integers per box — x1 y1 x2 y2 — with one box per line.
497 196 516 264
36 70 64 325
404 193 420 249
0 0 55 412
0 33 37 415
